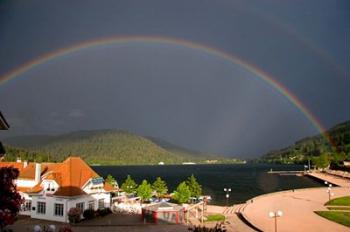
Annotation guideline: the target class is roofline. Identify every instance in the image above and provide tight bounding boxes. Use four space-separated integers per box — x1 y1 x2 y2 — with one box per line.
0 111 9 130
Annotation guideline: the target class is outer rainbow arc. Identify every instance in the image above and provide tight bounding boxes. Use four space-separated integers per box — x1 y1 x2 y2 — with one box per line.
0 35 335 148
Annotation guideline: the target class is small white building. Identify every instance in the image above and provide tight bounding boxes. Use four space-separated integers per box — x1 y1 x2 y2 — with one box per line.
0 156 115 222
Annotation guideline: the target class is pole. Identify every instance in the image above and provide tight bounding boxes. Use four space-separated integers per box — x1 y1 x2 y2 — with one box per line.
274 216 277 232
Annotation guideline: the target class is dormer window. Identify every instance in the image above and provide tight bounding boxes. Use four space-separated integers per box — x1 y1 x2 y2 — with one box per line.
46 183 55 192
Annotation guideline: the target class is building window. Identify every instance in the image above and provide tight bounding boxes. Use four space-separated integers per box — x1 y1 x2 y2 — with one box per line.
54 203 64 216
37 202 46 214
24 200 32 211
98 199 105 209
88 200 95 210
76 202 84 213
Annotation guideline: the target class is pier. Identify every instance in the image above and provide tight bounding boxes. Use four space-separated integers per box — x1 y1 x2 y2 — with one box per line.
268 168 350 187
305 172 350 188
267 169 305 176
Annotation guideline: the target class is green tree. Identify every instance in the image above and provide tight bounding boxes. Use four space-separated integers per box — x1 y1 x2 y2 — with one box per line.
152 177 168 198
136 180 153 203
121 175 137 194
186 174 202 198
331 152 346 166
172 181 191 204
313 153 330 169
105 174 118 188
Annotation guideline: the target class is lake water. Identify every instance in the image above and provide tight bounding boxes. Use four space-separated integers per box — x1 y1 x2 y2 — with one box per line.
92 164 323 205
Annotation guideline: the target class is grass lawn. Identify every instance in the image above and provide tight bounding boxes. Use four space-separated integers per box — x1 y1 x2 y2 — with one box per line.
326 196 350 206
327 207 350 211
315 211 350 228
205 214 225 222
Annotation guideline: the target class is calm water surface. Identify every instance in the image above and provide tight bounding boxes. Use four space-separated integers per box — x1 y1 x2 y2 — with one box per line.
92 164 323 205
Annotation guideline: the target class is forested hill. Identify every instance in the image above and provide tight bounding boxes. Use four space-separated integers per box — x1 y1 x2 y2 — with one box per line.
2 130 240 165
260 121 350 164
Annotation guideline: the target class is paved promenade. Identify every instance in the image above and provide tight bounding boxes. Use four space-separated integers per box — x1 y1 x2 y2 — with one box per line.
242 187 350 232
307 172 350 187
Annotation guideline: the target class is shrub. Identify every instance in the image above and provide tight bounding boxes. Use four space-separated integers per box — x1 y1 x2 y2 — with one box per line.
0 167 24 230
97 208 111 217
83 209 95 220
189 223 227 232
68 207 81 223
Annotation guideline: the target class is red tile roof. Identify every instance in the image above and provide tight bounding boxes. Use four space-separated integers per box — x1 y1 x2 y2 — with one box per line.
103 183 114 191
47 156 102 196
1 156 116 196
0 161 58 179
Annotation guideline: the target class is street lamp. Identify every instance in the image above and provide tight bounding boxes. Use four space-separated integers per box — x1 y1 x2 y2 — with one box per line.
224 188 231 206
324 182 334 201
304 165 308 172
269 210 283 232
326 186 334 201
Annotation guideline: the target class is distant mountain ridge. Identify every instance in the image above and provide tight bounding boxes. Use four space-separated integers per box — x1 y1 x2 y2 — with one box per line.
2 130 238 165
260 120 350 163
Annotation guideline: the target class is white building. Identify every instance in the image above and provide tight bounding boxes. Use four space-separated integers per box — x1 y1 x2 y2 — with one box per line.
0 156 115 222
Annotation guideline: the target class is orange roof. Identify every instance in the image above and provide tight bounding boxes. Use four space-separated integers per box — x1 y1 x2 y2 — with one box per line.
17 184 43 193
0 161 56 179
19 163 36 179
103 182 114 191
2 156 111 197
48 156 100 196
0 162 25 171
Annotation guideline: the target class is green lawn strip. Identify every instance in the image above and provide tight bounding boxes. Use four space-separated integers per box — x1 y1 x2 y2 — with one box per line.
315 211 350 228
326 196 350 206
205 214 225 222
327 207 350 211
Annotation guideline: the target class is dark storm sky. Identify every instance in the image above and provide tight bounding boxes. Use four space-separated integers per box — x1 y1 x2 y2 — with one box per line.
0 0 349 157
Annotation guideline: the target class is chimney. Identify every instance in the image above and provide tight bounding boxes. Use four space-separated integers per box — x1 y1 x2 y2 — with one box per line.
23 161 28 168
35 163 41 184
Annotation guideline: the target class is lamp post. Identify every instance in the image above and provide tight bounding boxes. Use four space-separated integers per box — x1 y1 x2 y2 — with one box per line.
224 188 231 206
324 181 334 201
326 185 334 201
269 210 283 232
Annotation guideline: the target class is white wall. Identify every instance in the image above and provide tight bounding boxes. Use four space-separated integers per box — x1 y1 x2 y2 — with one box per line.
31 195 69 222
30 193 111 222
16 179 37 188
19 192 32 216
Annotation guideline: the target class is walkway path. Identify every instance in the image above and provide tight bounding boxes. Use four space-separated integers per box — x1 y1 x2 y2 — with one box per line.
307 172 350 187
242 187 350 232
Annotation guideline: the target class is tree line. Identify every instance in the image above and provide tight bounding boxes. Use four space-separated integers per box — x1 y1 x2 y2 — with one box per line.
106 174 202 204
